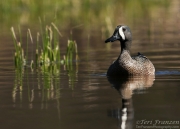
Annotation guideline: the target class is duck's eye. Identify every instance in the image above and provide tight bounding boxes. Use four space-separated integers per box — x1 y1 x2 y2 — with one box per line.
123 28 126 32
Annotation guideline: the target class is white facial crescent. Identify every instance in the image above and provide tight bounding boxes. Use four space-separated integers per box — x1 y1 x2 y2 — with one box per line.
119 27 125 40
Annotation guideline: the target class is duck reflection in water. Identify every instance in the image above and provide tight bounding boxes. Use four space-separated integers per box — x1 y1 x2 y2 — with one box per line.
107 76 155 129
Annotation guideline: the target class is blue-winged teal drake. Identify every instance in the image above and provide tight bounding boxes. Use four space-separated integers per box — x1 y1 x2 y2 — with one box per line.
105 25 155 76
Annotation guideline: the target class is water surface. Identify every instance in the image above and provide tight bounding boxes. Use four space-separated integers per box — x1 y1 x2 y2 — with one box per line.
0 37 180 129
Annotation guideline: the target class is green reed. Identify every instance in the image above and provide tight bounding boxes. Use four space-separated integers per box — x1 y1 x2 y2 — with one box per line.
11 27 26 68
11 21 79 110
37 22 62 66
11 26 35 68
63 40 78 65
62 40 78 90
11 21 79 71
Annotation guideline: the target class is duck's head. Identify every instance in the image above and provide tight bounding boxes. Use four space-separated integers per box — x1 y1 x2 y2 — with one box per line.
105 25 132 43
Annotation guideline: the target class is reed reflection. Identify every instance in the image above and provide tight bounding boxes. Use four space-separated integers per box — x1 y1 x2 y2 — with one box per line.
107 76 155 129
12 58 78 110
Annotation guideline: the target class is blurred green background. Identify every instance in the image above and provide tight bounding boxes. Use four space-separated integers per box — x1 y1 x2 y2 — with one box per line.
0 0 171 33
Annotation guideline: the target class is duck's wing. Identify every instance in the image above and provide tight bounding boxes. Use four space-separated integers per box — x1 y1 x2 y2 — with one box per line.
132 52 148 62
131 52 155 75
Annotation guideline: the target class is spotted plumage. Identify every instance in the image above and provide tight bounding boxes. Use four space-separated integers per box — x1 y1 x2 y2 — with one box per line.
105 25 155 76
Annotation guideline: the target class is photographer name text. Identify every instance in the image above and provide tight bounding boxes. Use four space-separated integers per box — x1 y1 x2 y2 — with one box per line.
136 119 179 125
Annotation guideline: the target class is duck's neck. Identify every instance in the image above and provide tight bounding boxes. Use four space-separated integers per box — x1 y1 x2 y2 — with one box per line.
120 40 132 55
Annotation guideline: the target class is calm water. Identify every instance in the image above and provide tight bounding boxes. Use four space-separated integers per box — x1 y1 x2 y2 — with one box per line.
1 1 180 129
0 28 180 129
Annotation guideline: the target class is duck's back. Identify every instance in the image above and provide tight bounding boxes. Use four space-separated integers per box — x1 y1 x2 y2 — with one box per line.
130 53 155 75
107 52 155 76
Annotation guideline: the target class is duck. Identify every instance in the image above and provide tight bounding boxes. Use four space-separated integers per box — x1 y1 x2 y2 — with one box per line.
105 25 155 76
